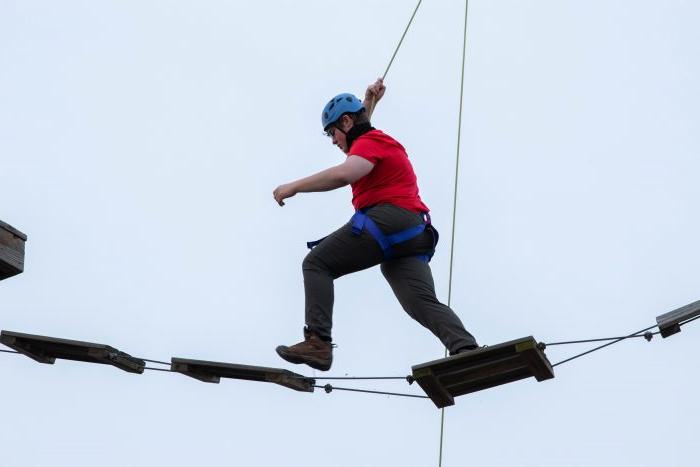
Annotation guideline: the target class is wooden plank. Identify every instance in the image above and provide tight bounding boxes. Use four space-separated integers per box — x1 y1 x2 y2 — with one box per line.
412 366 454 408
0 330 145 374
412 336 554 407
516 340 555 382
449 367 532 397
438 354 525 387
171 358 316 393
0 221 27 240
170 360 220 383
0 221 27 281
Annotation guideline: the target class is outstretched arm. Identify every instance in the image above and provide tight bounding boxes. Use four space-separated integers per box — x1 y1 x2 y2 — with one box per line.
273 156 374 206
364 78 385 120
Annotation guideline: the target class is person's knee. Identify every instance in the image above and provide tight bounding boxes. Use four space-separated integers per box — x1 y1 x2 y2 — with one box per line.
303 250 335 276
302 251 321 271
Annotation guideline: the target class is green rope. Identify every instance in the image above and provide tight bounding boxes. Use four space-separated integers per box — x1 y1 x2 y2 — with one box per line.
446 2 470 315
382 0 424 80
440 1 470 466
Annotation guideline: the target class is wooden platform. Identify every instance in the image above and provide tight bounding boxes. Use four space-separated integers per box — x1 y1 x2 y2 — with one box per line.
411 336 554 408
171 358 316 393
0 220 27 281
0 330 145 374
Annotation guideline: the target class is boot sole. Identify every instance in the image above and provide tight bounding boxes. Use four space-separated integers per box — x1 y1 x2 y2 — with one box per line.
276 346 332 371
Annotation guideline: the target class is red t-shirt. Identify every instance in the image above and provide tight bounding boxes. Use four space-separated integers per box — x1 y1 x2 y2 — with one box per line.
348 129 430 213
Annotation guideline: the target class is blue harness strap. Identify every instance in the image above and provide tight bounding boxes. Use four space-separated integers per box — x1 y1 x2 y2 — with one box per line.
306 237 327 249
307 209 438 263
350 209 436 263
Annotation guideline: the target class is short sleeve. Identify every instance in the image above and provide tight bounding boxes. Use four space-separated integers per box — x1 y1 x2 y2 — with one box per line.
349 137 382 164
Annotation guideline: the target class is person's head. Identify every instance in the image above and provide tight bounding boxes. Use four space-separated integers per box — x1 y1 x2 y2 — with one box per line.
321 93 368 153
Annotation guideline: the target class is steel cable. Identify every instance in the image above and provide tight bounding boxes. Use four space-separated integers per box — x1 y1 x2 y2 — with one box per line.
552 324 659 368
144 366 173 372
140 358 171 366
305 375 411 381
316 384 428 399
544 332 658 347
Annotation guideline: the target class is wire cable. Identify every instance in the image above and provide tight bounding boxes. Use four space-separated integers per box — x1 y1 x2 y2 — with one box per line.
140 358 170 366
144 366 173 373
0 349 19 354
316 384 428 399
300 375 411 381
544 332 658 347
552 324 658 368
679 314 700 327
382 0 424 80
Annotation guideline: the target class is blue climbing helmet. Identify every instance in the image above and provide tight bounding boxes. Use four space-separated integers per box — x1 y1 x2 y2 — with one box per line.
321 93 364 130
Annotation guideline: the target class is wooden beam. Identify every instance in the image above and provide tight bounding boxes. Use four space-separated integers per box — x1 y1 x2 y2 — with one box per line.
171 358 316 393
0 330 145 374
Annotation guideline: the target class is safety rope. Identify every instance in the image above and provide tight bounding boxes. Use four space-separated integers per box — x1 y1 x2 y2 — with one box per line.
382 0 424 81
447 0 471 313
441 1 471 466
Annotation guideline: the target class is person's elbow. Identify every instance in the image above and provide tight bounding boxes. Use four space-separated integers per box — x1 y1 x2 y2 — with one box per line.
335 169 358 186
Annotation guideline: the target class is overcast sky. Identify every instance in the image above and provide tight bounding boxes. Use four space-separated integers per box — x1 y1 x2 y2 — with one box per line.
2 1 699 466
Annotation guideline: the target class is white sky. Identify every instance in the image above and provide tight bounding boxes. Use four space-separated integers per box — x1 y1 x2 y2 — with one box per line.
2 1 699 466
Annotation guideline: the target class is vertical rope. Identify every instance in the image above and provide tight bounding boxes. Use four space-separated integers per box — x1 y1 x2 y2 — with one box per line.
446 3 470 313
440 1 470 466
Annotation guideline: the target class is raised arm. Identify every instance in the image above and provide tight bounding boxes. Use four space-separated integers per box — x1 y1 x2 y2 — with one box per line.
363 78 386 120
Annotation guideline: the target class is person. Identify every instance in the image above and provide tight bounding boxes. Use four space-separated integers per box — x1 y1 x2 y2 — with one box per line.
273 79 478 371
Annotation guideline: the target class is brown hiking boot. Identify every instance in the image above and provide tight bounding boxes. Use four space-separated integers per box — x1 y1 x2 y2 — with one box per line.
450 344 480 356
276 328 333 371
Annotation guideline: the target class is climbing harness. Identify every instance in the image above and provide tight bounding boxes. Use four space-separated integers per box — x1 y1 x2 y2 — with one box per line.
350 209 436 263
306 208 438 263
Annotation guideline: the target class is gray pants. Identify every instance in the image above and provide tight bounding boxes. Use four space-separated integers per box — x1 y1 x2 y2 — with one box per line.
302 204 478 354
